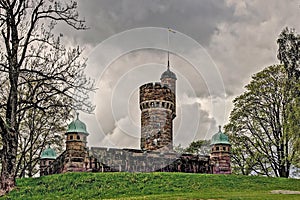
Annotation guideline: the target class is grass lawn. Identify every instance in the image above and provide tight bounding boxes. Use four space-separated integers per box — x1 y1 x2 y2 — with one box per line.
1 172 299 199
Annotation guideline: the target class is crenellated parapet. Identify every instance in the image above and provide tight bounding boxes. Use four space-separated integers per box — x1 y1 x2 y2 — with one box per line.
139 82 175 114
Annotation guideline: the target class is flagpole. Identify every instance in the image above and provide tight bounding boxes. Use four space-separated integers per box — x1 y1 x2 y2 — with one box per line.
167 27 170 70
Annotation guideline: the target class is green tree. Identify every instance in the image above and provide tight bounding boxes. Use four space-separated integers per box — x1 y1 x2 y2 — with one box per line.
185 140 210 155
277 27 300 169
226 65 297 177
277 27 300 79
0 0 94 195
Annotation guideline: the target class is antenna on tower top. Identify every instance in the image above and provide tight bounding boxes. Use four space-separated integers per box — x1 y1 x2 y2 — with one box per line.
167 27 176 70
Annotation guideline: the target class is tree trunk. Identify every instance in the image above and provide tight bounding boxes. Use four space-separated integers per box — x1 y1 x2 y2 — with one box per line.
0 130 18 196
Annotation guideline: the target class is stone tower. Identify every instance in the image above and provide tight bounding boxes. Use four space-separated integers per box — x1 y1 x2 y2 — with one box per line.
139 64 176 152
40 145 57 176
64 113 89 172
210 126 231 174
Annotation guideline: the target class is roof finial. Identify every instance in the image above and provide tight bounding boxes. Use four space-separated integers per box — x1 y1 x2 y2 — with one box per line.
76 112 79 120
219 125 222 132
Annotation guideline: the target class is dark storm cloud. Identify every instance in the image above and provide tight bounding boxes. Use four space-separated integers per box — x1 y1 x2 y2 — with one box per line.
67 0 235 47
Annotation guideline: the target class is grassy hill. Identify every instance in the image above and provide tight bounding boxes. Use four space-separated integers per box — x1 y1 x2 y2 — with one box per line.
1 172 300 199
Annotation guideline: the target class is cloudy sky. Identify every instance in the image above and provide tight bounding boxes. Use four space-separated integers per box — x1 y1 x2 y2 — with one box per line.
59 0 300 149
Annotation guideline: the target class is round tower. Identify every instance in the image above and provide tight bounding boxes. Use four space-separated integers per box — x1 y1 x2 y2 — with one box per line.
210 126 231 174
40 145 57 176
64 113 89 172
139 66 176 152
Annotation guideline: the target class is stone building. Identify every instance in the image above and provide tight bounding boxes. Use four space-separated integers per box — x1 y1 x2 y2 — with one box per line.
40 64 231 176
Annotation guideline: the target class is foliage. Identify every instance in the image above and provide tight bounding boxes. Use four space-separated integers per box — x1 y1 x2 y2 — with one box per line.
277 27 300 168
277 27 300 79
0 0 94 194
173 144 185 154
225 65 298 177
1 172 299 199
184 140 211 155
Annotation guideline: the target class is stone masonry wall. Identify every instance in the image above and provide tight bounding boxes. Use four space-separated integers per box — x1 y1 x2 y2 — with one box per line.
140 82 175 151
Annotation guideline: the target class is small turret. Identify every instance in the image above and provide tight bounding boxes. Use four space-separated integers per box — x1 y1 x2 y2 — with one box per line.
65 112 89 150
210 126 231 174
40 145 57 176
160 65 177 94
64 113 89 172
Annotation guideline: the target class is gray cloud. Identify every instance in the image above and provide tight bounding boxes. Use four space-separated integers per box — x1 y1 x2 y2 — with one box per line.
57 0 235 47
61 0 300 148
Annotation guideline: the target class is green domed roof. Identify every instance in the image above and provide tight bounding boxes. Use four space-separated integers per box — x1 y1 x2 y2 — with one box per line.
161 66 177 80
211 126 231 145
67 113 89 135
40 145 57 160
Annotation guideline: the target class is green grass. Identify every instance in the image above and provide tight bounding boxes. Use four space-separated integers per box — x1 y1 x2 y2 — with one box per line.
1 172 300 199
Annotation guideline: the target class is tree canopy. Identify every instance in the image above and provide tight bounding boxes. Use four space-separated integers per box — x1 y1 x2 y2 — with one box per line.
226 64 298 177
226 27 299 178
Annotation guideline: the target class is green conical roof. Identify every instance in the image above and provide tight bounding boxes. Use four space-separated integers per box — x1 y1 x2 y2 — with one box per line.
67 113 89 135
211 126 231 145
40 145 57 160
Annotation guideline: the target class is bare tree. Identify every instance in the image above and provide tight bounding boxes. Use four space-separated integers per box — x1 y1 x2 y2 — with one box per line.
0 0 94 195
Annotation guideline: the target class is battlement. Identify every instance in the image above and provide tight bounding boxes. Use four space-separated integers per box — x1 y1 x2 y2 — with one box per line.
140 82 175 104
140 82 170 91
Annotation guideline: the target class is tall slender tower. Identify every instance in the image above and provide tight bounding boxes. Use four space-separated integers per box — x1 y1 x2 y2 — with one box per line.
139 63 176 152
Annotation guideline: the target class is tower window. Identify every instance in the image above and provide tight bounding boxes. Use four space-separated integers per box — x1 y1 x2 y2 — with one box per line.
223 147 226 151
77 135 80 140
162 102 165 108
150 102 154 107
70 135 73 140
156 102 160 107
216 146 219 151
